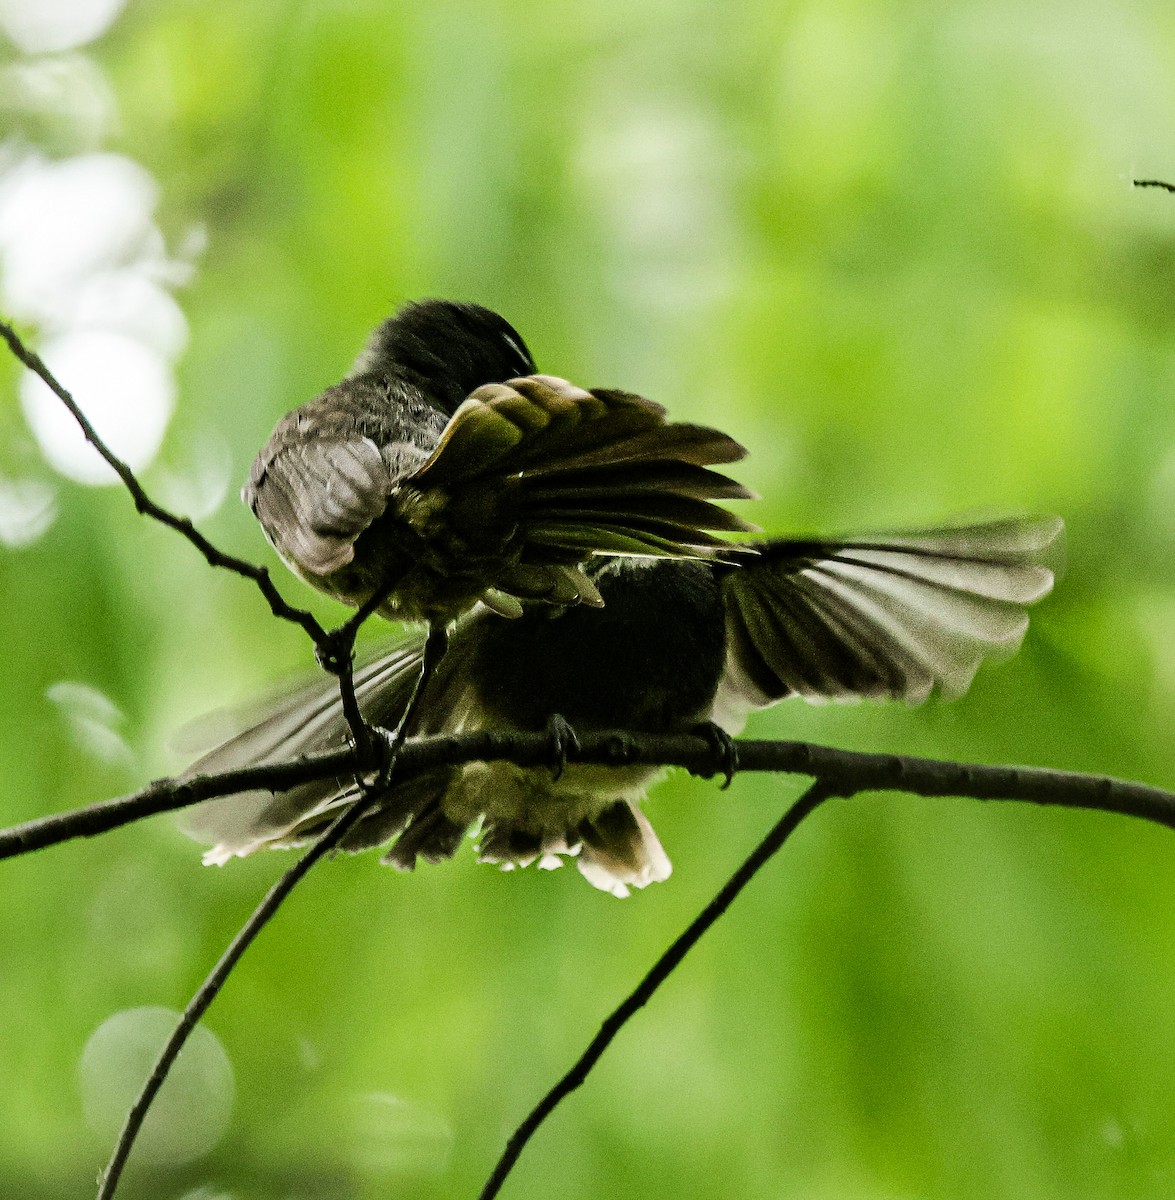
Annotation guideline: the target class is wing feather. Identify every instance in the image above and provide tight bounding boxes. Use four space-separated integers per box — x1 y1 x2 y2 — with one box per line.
717 516 1062 721
181 639 427 859
406 376 756 580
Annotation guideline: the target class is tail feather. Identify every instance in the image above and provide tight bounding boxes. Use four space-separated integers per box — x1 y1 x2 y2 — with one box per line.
576 802 672 898
476 799 672 899
177 650 420 863
380 799 468 868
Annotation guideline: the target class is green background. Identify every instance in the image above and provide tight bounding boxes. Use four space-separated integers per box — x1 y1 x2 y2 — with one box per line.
3 1 1175 1197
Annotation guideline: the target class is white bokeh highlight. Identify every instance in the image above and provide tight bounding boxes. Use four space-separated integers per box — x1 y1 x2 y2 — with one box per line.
0 150 196 488
21 330 175 485
0 2 200 503
68 269 191 357
155 432 233 522
0 474 55 547
0 54 117 150
46 679 133 765
78 1006 234 1166
0 0 127 55
0 152 160 324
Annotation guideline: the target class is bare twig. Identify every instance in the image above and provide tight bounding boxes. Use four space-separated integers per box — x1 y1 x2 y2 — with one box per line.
472 729 1175 1197
478 779 834 1200
0 749 360 859
0 319 329 646
1134 178 1175 193
91 598 422 1198
335 647 374 762
96 792 377 1199
321 579 401 668
377 625 450 773
5 733 1175 863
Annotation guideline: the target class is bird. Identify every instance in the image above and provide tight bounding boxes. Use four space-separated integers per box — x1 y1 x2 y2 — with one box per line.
243 298 757 629
184 515 1063 897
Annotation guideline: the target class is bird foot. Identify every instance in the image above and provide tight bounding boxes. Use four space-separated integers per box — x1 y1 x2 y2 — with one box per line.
694 721 739 790
545 713 581 781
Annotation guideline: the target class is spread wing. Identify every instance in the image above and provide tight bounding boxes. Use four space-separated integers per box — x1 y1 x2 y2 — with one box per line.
413 374 755 555
405 374 757 609
714 516 1062 725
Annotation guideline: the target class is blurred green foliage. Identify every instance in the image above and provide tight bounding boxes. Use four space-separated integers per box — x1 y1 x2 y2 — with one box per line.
4 0 1175 1197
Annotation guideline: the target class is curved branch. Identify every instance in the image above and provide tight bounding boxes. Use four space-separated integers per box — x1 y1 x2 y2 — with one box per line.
4 732 1175 863
478 779 834 1200
0 319 329 645
96 792 377 1200
0 750 358 858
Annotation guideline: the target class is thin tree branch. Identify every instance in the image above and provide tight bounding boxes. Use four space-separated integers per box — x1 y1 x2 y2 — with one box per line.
0 750 359 858
1134 178 1175 193
335 647 374 762
317 580 405 757
0 318 329 646
4 733 1175 862
377 624 450 771
94 622 426 1198
96 792 377 1200
477 779 834 1200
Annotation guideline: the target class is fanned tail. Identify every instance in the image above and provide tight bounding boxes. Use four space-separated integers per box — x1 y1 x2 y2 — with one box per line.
477 799 672 899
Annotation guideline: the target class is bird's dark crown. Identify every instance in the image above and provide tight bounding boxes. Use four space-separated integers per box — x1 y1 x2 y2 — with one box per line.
351 299 537 413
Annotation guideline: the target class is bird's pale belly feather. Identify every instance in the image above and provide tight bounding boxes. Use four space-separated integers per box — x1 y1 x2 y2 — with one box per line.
441 760 669 832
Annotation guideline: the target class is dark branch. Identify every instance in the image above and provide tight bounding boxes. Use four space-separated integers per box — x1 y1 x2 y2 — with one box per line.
4 732 1175 863
94 612 422 1199
96 792 377 1200
0 319 329 646
0 750 358 859
1134 178 1175 193
477 779 833 1200
316 578 400 674
335 647 374 762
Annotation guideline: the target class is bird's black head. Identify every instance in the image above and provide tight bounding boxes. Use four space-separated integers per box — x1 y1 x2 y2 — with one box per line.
352 299 538 413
